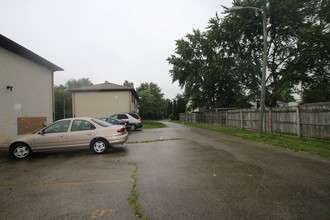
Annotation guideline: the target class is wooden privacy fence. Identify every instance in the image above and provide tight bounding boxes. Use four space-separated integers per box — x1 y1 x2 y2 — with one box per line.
180 103 330 140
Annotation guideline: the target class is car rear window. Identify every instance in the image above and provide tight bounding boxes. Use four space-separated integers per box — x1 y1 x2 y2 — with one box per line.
118 114 128 119
128 113 140 119
92 118 111 127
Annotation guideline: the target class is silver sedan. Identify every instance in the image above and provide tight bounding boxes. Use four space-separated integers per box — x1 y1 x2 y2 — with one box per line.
1 117 128 159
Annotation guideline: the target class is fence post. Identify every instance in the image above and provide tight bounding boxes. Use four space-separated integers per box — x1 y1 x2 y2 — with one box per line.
297 106 301 138
269 107 272 134
240 110 243 129
263 109 266 133
226 111 228 127
203 112 205 124
219 111 222 126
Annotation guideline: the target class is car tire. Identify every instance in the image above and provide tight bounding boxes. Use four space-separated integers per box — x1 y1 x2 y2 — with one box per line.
130 124 136 131
10 143 31 159
91 139 109 154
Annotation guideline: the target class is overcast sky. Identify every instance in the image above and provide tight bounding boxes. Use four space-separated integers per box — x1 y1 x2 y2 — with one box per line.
1 0 233 99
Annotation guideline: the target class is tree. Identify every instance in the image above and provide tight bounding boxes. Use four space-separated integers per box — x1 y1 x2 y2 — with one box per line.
173 94 186 120
66 78 93 89
136 82 167 119
168 0 330 109
223 0 329 104
167 24 252 109
54 85 72 120
54 78 93 120
302 81 330 103
287 0 330 103
123 80 134 88
165 99 173 119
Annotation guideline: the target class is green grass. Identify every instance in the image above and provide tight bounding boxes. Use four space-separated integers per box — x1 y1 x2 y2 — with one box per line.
142 120 166 129
174 121 330 158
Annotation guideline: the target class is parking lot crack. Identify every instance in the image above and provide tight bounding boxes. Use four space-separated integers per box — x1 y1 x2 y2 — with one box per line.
129 165 148 220
127 138 184 144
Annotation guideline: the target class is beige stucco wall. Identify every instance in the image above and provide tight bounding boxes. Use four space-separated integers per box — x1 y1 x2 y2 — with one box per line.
0 47 53 144
72 91 139 117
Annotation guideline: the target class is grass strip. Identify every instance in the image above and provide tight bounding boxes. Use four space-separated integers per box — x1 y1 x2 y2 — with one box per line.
177 122 330 158
129 166 148 220
142 121 166 129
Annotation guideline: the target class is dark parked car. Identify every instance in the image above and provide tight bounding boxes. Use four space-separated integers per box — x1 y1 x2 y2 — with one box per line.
103 117 129 128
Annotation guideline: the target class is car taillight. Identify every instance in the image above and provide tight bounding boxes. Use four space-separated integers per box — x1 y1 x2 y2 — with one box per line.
117 128 126 133
137 117 142 121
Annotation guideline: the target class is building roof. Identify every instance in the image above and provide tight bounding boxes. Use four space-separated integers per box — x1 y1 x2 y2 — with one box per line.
69 82 140 101
0 34 63 72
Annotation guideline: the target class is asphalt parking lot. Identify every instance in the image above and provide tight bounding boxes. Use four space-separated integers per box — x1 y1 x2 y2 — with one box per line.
0 147 135 219
0 122 329 220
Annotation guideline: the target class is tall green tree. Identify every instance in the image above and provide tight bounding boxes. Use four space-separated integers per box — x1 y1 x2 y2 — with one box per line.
54 85 72 120
172 100 179 120
170 94 187 120
165 99 173 119
167 25 252 109
168 0 330 109
223 0 329 104
136 82 167 119
286 0 330 103
54 78 93 120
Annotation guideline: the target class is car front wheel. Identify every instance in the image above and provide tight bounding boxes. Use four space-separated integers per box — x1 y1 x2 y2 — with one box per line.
10 143 31 159
91 139 108 154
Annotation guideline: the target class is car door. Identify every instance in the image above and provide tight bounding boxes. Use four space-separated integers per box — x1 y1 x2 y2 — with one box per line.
66 119 97 148
33 120 71 151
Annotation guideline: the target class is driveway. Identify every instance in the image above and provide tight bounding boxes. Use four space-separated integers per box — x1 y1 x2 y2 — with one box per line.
0 121 329 219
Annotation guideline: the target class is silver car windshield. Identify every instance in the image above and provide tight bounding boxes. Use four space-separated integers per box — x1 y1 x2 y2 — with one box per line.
92 118 111 127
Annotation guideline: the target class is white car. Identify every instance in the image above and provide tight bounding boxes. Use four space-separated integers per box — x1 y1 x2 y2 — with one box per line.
1 117 128 159
110 113 143 131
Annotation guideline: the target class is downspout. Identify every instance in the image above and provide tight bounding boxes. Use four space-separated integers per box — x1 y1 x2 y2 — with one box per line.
72 92 75 117
52 72 55 122
129 90 132 113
